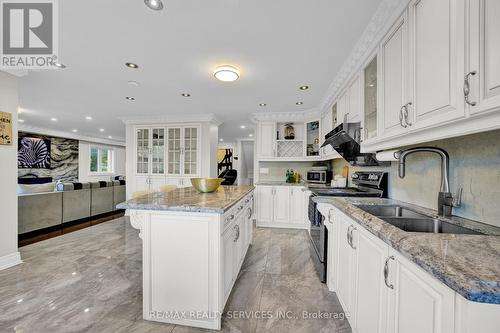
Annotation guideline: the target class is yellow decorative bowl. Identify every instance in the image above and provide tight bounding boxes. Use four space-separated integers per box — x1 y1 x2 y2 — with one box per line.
190 178 224 193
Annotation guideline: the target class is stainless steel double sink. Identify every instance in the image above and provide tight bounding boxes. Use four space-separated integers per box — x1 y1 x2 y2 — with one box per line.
354 204 483 235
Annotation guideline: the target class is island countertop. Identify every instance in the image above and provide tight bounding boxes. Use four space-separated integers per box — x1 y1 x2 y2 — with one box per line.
117 185 255 214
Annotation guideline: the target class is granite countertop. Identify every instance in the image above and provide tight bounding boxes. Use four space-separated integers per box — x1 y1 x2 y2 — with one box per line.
117 185 255 214
313 197 500 304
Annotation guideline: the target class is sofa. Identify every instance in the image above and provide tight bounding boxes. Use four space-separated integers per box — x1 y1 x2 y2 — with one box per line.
17 180 126 235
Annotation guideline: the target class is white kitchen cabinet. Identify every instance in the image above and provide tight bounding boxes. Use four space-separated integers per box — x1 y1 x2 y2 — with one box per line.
257 122 276 158
256 185 308 229
335 213 357 322
222 223 235 301
467 0 500 116
289 186 306 225
380 12 410 138
166 126 200 177
338 90 349 124
256 186 274 224
386 248 455 333
347 75 363 123
352 222 390 333
408 0 466 129
273 186 290 224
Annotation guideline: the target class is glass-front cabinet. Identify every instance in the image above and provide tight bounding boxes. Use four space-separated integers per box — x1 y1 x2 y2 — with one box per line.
136 128 150 174
167 128 181 175
136 125 200 177
305 120 320 157
363 56 378 140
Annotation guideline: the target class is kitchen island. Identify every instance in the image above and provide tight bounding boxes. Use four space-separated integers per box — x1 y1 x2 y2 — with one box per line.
117 185 255 330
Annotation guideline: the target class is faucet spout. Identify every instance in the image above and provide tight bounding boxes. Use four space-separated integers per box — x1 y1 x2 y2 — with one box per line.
398 147 450 192
397 146 458 217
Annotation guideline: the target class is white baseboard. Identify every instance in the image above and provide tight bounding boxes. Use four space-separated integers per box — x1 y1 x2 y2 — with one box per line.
256 221 309 230
0 251 22 270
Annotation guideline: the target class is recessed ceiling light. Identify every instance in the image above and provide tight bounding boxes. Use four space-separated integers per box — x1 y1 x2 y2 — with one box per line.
85 116 93 120
99 128 105 132
299 85 309 90
368 83 375 87
219 138 224 142
249 134 253 137
19 119 25 123
125 96 135 101
128 80 140 87
125 62 139 69
108 136 112 139
144 0 164 10
259 103 267 107
181 93 191 97
296 102 304 105
240 125 246 129
214 65 240 82
54 63 66 69
72 129 78 133
50 117 57 121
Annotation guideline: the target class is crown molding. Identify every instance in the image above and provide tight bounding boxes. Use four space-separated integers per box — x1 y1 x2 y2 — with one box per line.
18 124 126 146
318 0 410 114
250 108 321 123
119 113 222 126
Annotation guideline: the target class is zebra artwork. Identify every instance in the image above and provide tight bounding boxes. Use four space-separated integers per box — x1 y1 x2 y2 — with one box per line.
18 137 51 168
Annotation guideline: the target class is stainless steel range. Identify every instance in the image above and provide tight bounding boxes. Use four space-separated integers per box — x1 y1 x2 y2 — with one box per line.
308 171 388 283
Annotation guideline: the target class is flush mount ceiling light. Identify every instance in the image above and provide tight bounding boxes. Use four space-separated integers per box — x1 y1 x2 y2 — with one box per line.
125 96 136 101
296 101 304 105
125 62 139 69
144 0 164 10
50 117 57 121
85 116 93 120
181 93 191 97
299 85 309 90
213 65 240 82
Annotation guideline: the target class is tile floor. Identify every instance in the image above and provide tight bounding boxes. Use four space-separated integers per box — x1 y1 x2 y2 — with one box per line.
0 217 351 333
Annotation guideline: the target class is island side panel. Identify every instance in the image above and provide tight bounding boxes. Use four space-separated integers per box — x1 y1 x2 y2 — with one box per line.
142 211 222 330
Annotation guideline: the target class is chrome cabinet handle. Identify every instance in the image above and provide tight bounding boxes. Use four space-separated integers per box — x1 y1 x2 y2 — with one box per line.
328 209 334 223
247 207 252 218
464 71 477 106
399 107 407 128
233 225 240 242
402 102 412 127
349 227 357 250
346 225 353 246
384 256 395 289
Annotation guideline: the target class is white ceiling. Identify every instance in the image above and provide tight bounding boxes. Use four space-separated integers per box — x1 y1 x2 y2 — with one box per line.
16 0 382 142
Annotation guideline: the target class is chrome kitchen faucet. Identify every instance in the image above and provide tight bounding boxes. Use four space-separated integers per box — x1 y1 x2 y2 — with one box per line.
397 147 462 217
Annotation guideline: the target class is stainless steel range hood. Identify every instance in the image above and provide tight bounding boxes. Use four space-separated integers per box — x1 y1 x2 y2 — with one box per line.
320 121 387 166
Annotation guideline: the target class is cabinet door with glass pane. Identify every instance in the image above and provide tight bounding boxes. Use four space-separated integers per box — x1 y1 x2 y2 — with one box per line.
151 128 165 175
136 128 150 175
183 127 199 176
167 127 182 176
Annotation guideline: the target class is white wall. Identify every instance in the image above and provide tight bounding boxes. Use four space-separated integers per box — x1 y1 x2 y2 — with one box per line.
78 141 126 182
0 71 21 270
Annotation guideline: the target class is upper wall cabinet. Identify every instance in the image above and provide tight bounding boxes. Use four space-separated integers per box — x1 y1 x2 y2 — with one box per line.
348 75 363 123
256 122 276 159
467 0 500 116
407 0 465 128
380 12 409 139
363 56 379 141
